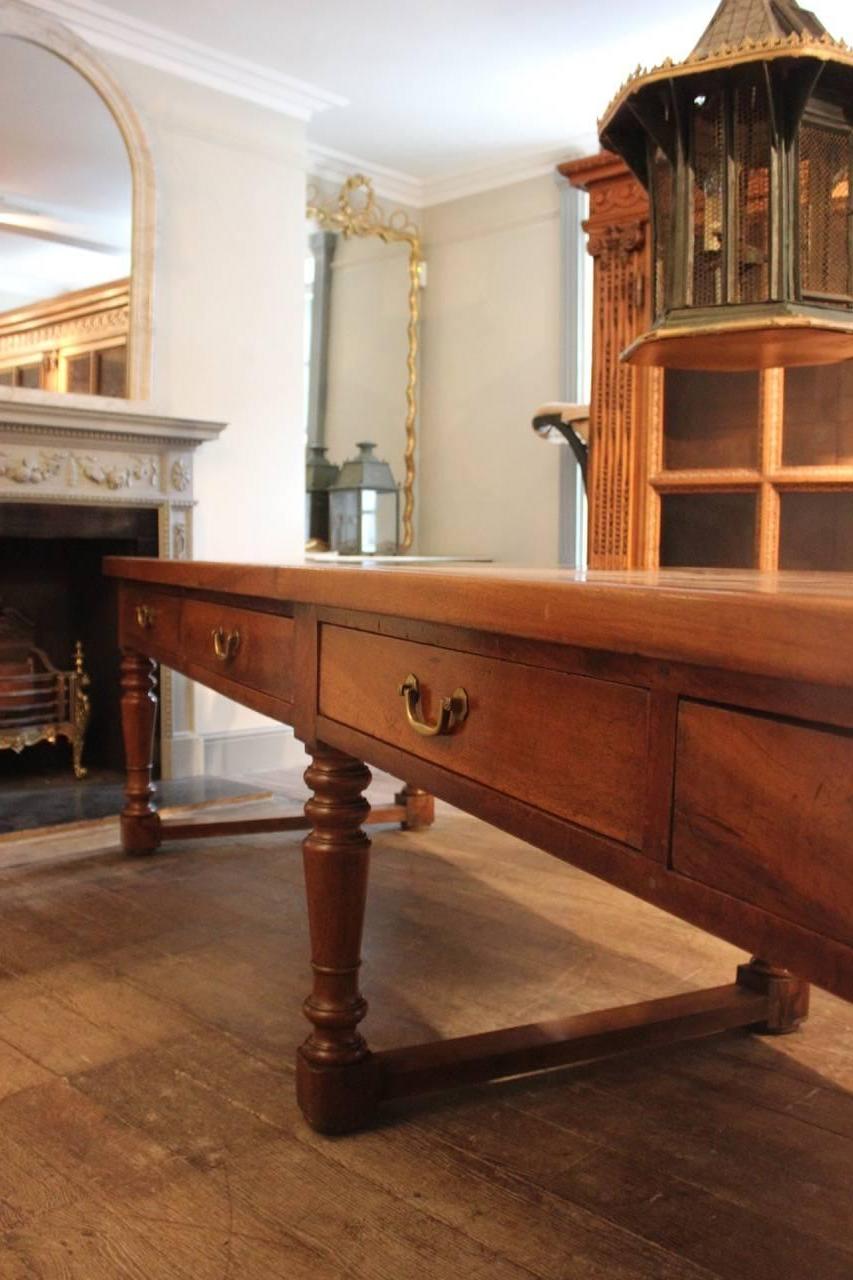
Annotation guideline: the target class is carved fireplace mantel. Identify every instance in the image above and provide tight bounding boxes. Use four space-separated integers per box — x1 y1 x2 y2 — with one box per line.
0 386 226 775
0 386 224 557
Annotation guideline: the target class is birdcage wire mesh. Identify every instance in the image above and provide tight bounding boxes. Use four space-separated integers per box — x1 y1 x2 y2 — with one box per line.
799 121 851 300
650 146 674 314
733 78 771 304
692 93 726 307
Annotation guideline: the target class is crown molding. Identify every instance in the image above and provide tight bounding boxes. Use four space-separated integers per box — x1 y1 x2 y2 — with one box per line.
308 136 598 211
420 139 597 207
24 0 347 121
307 143 426 210
23 2 595 204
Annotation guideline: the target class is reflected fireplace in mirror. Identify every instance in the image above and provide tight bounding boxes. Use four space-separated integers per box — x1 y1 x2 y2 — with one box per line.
0 36 133 394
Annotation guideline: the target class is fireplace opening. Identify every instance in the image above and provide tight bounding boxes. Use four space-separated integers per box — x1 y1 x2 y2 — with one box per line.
0 502 158 784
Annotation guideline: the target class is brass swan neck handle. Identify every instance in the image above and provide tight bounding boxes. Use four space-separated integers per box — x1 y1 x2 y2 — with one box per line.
211 626 241 662
397 672 468 738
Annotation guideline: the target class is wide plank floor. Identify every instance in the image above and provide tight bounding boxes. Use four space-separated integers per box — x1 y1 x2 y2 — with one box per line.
0 797 851 1279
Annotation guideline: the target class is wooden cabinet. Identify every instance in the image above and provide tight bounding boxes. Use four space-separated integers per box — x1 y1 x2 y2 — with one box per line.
562 153 853 571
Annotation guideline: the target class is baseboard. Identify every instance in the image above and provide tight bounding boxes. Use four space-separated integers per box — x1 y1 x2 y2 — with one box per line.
167 730 204 779
201 725 308 778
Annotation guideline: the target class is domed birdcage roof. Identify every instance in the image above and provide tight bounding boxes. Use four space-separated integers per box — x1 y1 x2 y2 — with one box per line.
600 0 851 144
599 0 853 370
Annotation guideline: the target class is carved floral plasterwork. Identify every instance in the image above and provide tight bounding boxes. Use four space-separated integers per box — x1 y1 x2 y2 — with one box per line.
73 454 159 491
0 451 66 484
172 523 187 559
0 448 163 491
170 459 191 492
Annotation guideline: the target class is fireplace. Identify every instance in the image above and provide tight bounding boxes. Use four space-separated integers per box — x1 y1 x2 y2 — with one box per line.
0 502 158 779
0 386 225 780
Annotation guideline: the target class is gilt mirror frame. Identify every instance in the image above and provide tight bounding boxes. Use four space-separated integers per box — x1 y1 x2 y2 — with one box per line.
306 174 423 551
0 0 155 399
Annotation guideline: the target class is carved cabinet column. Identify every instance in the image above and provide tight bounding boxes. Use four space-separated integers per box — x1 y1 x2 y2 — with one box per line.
561 153 653 569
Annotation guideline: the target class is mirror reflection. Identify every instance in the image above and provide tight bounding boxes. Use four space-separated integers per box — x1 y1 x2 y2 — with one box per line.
0 37 132 396
305 176 421 554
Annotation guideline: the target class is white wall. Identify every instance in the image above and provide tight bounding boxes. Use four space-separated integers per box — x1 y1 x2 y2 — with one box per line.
418 175 564 565
110 59 308 759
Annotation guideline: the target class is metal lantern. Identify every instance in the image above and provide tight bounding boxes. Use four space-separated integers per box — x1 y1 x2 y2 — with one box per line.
305 445 339 550
600 0 853 370
328 441 400 555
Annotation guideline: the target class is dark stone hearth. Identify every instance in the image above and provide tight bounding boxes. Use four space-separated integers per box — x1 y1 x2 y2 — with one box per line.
0 773 269 835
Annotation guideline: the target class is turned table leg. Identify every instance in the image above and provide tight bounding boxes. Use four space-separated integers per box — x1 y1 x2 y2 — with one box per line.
297 742 379 1133
737 956 810 1033
120 650 161 856
394 783 435 831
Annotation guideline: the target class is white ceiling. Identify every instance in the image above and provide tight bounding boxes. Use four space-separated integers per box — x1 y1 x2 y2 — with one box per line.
36 0 853 202
9 0 853 213
92 0 711 170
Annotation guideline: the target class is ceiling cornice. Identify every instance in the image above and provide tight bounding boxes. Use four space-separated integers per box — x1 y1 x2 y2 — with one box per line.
21 1 596 209
308 138 598 211
307 143 426 210
419 144 595 208
24 0 347 121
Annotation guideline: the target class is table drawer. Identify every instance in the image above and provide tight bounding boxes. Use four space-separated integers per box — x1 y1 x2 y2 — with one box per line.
120 586 182 656
319 625 649 848
672 700 853 947
182 598 295 703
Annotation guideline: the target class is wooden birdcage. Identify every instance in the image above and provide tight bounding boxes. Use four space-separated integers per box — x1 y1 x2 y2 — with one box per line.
600 0 853 370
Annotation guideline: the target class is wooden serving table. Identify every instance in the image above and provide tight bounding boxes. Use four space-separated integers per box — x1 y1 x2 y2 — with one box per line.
104 558 853 1133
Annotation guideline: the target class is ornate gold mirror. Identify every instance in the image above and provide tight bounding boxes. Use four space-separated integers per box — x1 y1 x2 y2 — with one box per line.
305 175 422 551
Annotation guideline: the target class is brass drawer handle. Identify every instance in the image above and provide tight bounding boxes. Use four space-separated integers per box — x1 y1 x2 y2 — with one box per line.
398 672 468 738
211 626 241 662
135 604 155 630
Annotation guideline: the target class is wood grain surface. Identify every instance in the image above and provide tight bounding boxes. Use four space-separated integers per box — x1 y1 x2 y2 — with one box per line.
0 801 850 1278
673 701 853 947
104 558 853 688
319 623 650 848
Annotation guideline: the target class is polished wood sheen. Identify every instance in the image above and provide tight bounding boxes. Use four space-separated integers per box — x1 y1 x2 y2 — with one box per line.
673 701 853 947
106 556 853 1132
119 585 182 658
119 651 159 855
297 743 379 1134
319 624 649 848
181 597 295 703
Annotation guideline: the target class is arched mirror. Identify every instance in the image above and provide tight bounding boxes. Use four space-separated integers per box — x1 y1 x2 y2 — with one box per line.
0 32 135 397
305 176 422 554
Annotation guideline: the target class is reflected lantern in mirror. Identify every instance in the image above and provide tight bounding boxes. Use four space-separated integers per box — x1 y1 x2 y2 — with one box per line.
329 442 399 555
305 445 339 550
599 0 853 370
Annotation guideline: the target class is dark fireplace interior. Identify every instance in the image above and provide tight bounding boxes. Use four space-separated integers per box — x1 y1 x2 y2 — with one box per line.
0 502 158 782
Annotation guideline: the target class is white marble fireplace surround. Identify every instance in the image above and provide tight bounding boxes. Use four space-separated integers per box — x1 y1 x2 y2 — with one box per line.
0 385 225 777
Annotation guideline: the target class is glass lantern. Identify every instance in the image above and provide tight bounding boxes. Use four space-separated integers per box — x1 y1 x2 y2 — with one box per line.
599 0 853 370
305 445 339 550
329 442 400 556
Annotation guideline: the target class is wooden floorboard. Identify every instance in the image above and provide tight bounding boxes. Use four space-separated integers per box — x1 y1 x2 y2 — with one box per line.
0 802 850 1278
